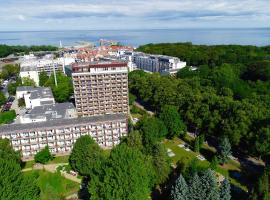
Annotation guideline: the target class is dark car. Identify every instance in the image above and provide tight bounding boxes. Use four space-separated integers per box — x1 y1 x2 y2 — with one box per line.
7 96 15 102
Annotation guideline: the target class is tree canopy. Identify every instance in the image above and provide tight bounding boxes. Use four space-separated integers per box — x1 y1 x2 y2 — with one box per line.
0 138 40 200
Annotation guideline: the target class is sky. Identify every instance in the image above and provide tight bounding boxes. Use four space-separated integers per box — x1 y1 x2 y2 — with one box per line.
0 0 270 31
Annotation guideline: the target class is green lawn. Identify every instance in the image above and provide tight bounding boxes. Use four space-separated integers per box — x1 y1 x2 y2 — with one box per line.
48 155 69 164
164 137 248 192
24 170 80 200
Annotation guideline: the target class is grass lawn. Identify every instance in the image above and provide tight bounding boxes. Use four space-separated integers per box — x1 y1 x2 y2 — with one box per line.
22 155 70 169
24 170 80 200
48 155 69 164
164 137 248 192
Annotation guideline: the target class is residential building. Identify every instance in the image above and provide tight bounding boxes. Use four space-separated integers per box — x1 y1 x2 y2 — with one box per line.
20 103 77 124
129 52 186 74
20 66 39 86
0 113 127 159
72 61 129 117
20 54 66 76
16 86 55 109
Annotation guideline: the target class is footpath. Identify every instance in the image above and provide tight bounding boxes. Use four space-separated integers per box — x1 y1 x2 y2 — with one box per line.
22 163 81 183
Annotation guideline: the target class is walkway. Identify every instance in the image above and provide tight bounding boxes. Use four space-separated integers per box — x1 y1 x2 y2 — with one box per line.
22 163 81 183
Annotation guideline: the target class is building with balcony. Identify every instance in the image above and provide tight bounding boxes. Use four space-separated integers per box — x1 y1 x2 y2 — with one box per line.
0 113 127 159
122 52 186 75
72 61 129 117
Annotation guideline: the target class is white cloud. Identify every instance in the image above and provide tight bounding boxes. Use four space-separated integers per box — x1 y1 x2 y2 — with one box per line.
0 0 269 30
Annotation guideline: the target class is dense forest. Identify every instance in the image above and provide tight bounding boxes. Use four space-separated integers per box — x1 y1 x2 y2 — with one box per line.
0 44 58 58
137 43 270 67
133 43 270 159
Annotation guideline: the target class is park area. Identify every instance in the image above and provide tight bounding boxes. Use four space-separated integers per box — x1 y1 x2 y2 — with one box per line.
23 170 80 200
163 137 248 193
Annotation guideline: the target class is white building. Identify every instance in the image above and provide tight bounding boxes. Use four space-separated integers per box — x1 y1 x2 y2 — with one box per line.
20 66 39 86
20 102 77 124
132 52 186 75
16 86 55 109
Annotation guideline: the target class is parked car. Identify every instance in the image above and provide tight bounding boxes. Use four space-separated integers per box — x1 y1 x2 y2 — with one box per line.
7 96 15 102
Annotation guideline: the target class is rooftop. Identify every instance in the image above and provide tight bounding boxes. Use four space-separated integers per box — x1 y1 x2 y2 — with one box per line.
72 60 127 72
0 113 127 134
21 102 76 122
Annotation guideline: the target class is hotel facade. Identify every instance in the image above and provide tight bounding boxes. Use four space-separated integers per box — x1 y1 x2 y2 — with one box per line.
0 61 129 159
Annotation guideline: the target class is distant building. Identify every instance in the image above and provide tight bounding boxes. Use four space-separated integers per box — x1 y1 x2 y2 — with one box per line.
19 54 67 76
132 52 186 74
0 113 127 158
72 61 129 117
20 66 39 86
20 102 77 124
16 86 55 109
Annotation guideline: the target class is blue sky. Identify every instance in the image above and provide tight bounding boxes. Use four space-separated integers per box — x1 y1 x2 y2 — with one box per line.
0 0 269 31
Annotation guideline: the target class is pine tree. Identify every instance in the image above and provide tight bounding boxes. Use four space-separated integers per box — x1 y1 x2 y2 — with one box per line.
220 179 231 200
200 169 220 200
218 137 232 164
188 173 202 200
171 174 188 200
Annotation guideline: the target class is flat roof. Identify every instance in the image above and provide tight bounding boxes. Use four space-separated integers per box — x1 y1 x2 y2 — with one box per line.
0 113 127 134
72 61 127 72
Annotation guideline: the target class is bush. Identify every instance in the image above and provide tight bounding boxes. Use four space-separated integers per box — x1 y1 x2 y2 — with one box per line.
18 98 25 107
0 110 16 124
34 146 53 164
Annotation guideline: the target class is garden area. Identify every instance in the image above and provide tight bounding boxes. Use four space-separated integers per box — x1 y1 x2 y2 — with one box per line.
24 170 80 200
164 137 248 193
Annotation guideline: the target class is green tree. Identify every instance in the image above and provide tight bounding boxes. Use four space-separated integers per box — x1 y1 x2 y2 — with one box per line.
0 138 40 200
194 137 200 153
171 174 188 200
152 144 171 185
39 71 49 86
219 179 231 200
7 82 17 95
21 77 36 86
1 64 20 79
124 130 144 151
200 169 220 200
18 98 25 107
0 91 6 106
69 135 105 176
188 173 202 200
129 92 136 105
159 105 187 138
34 145 52 164
45 72 73 102
254 127 270 158
138 117 168 154
210 156 219 170
89 144 154 200
0 110 16 124
218 137 232 164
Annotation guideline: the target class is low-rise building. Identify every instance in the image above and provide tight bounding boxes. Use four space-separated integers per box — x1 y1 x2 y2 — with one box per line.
16 86 55 109
0 113 127 159
20 102 77 124
20 66 39 86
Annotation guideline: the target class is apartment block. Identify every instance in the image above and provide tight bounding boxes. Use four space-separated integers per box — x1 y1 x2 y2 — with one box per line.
72 61 129 117
131 52 186 74
0 114 127 159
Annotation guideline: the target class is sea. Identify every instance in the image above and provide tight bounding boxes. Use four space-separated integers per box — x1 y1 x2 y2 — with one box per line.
0 28 269 47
